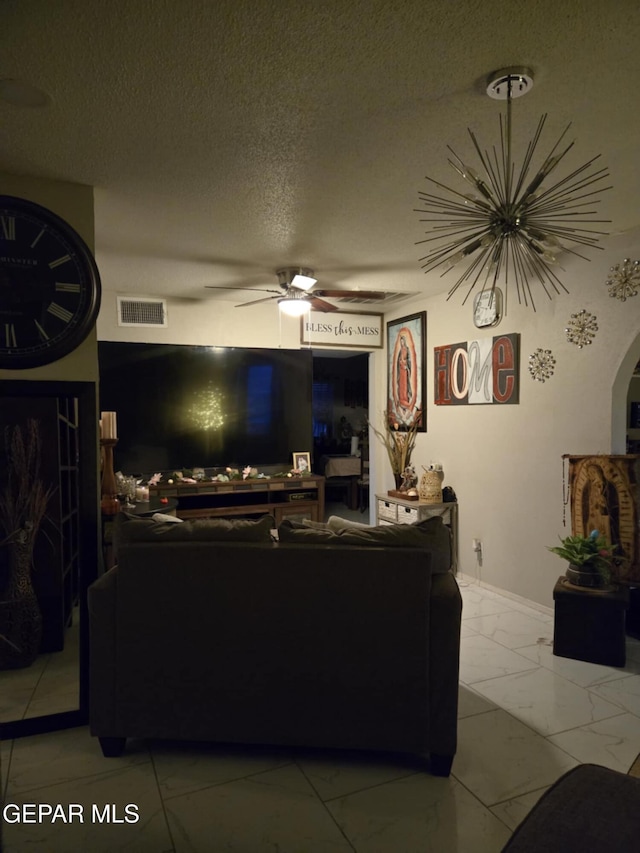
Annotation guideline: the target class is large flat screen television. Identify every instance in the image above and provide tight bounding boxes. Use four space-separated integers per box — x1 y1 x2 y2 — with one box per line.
98 342 313 474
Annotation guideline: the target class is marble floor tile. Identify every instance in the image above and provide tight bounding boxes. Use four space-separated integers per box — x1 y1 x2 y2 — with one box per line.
489 787 549 831
459 635 539 685
0 654 48 689
3 762 171 853
588 674 640 716
497 599 554 623
165 763 354 853
458 685 497 719
7 580 640 852
6 726 150 795
471 667 624 736
151 739 293 800
463 610 554 650
0 631 80 722
23 655 80 719
294 748 420 801
454 709 577 806
548 712 640 773
459 582 505 600
36 654 79 682
459 595 516 620
327 768 511 852
462 584 553 621
23 687 80 719
0 687 36 723
517 640 640 687
458 582 491 601
0 656 49 722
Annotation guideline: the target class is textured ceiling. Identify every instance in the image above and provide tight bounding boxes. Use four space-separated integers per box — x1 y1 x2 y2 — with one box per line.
2 0 640 309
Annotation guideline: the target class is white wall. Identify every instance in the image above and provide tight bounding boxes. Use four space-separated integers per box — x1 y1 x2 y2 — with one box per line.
97 290 303 350
372 237 640 607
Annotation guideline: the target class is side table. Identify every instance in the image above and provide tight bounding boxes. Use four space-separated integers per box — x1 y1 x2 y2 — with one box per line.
553 575 629 667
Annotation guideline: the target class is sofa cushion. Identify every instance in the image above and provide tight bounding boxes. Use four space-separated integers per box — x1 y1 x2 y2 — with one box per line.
282 515 370 534
290 518 332 531
327 514 371 532
115 513 276 548
278 516 451 572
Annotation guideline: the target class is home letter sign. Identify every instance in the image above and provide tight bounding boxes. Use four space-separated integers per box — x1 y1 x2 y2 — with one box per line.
434 333 520 405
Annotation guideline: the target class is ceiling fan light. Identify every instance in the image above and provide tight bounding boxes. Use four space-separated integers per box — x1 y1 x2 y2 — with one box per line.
291 273 317 291
278 297 309 317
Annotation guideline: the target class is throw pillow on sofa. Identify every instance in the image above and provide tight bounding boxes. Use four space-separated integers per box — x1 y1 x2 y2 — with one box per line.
280 516 370 535
327 514 371 532
277 516 451 573
115 513 276 552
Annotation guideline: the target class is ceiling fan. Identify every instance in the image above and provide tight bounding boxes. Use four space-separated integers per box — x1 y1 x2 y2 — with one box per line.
205 267 386 316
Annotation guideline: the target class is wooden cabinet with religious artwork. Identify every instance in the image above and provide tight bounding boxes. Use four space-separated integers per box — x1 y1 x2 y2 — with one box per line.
564 454 640 584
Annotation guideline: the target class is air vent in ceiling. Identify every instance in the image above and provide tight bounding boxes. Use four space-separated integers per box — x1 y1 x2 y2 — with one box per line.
117 296 167 327
328 291 416 306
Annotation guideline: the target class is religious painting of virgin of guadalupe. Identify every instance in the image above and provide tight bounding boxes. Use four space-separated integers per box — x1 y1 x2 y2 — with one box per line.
386 312 426 432
566 453 640 584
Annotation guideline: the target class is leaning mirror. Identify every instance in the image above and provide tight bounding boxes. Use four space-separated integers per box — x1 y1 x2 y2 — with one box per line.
0 380 98 736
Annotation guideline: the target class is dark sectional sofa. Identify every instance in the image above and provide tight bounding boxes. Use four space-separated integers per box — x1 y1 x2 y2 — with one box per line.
89 512 462 775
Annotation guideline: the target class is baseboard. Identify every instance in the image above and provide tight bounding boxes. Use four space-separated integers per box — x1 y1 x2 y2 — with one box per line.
457 572 554 618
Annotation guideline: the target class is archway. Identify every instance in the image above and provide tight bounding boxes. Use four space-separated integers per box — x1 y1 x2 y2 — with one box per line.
611 331 640 453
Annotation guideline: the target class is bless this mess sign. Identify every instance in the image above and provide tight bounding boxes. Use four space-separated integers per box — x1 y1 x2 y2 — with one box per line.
301 312 383 348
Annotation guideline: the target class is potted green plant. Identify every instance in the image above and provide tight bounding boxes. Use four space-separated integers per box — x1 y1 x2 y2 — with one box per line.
547 529 619 588
0 419 54 669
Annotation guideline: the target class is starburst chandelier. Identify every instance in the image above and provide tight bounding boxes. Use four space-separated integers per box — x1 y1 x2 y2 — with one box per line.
415 67 612 311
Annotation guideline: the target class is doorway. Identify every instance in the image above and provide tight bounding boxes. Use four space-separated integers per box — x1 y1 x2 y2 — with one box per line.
312 351 370 519
612 333 640 453
626 358 640 454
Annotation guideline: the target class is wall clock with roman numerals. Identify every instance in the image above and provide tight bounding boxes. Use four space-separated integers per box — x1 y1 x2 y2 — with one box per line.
0 195 101 369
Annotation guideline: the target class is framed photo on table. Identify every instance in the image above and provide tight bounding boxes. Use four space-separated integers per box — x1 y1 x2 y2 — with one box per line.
292 451 311 473
387 311 426 432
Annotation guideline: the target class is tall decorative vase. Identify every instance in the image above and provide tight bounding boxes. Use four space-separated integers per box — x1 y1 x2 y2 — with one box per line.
100 438 121 515
393 472 402 490
0 539 43 669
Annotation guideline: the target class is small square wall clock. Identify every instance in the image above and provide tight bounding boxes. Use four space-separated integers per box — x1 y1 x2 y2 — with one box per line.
472 287 502 328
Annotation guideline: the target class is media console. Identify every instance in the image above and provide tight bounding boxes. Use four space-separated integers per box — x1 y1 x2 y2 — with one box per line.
149 474 325 524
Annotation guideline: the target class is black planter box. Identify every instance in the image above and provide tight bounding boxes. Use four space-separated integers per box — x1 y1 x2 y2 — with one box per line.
553 576 629 667
626 586 640 640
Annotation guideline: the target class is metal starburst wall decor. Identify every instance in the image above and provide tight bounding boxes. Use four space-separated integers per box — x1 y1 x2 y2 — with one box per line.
416 67 612 311
605 259 640 301
565 309 598 348
528 348 556 382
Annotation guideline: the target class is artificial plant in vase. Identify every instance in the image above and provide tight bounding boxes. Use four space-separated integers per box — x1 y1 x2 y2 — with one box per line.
0 419 54 669
369 410 421 489
547 529 620 588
